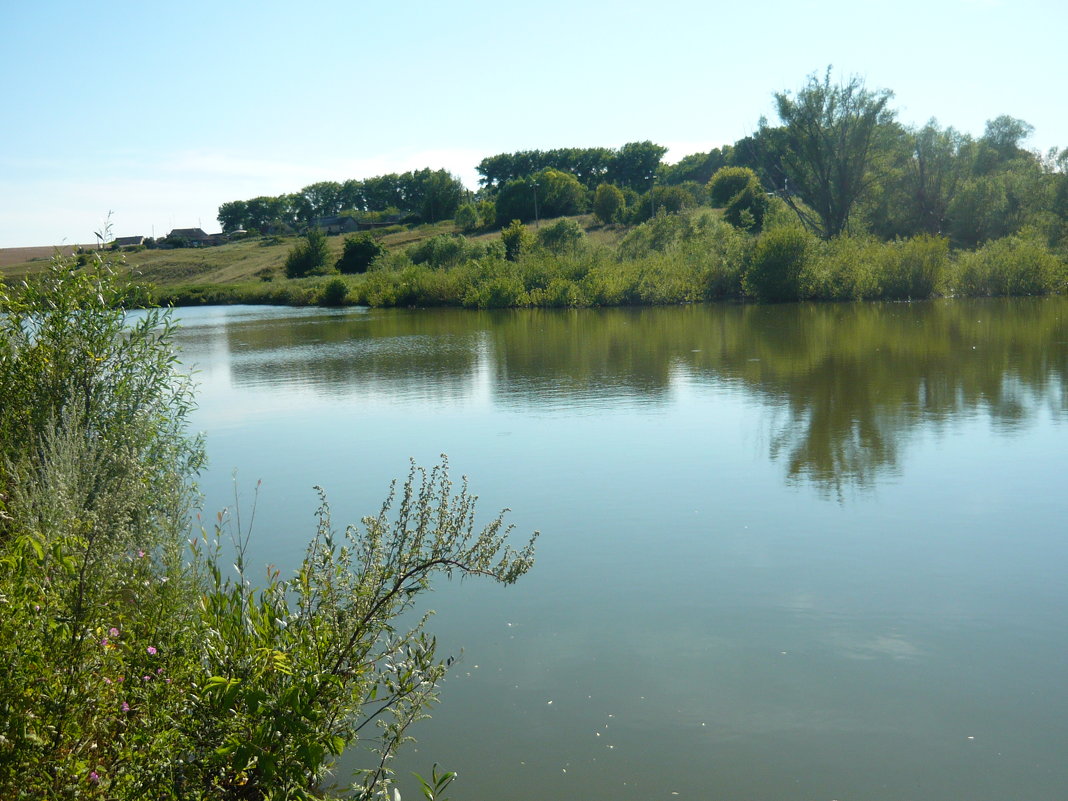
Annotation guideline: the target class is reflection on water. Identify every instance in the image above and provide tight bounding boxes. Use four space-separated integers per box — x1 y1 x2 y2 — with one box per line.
177 298 1067 494
169 299 1068 801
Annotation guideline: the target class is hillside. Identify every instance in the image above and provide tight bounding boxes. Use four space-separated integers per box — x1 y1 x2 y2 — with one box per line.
0 216 622 288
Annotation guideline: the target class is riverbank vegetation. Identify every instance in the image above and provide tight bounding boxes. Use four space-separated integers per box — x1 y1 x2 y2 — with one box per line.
0 252 536 798
3 70 1066 308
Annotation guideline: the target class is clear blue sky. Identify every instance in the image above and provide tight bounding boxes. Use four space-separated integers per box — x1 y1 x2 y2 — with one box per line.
1 0 1065 247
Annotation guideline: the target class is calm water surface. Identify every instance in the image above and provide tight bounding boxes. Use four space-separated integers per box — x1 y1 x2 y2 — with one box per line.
172 299 1068 801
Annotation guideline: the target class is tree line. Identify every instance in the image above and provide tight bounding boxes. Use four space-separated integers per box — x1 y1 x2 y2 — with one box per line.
216 167 465 233
216 69 1068 256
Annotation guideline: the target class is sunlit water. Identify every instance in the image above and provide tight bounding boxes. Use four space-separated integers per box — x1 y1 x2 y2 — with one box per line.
170 299 1068 801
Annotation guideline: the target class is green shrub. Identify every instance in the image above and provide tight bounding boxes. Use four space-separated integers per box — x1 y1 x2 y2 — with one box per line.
723 179 769 231
593 183 625 224
501 219 534 261
455 202 480 232
536 218 586 254
802 235 882 300
0 253 537 799
407 233 482 269
954 233 1066 296
336 231 385 274
284 228 331 277
745 226 815 301
708 166 760 207
879 235 950 299
319 275 349 305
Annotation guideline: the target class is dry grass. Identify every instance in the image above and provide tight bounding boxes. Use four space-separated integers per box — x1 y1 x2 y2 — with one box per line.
0 214 621 288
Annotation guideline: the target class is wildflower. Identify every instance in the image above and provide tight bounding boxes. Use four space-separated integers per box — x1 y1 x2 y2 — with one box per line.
157 667 164 674
137 549 146 558
142 675 151 681
109 627 119 638
89 771 100 784
147 646 157 655
121 702 130 712
101 638 109 647
103 677 112 685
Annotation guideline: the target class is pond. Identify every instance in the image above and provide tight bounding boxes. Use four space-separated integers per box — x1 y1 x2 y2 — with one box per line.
172 298 1068 801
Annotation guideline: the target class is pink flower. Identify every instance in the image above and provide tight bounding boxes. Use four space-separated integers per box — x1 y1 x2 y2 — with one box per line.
146 646 157 655
142 675 150 681
89 771 100 784
101 638 109 647
137 549 146 558
103 677 112 685
121 702 130 712
109 627 119 638
157 667 164 674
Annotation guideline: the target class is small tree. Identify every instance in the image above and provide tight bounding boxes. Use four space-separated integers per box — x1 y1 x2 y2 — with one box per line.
501 219 534 261
536 218 585 254
285 228 331 278
337 232 385 274
593 183 625 224
455 202 480 232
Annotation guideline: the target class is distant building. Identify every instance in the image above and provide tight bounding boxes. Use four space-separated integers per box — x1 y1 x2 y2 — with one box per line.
167 227 212 245
113 235 145 247
312 216 360 235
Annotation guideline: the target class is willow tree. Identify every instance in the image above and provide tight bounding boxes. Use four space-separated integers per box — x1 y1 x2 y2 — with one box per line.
773 69 896 238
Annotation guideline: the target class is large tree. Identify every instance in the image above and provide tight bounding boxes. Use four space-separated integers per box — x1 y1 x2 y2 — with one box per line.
773 69 896 238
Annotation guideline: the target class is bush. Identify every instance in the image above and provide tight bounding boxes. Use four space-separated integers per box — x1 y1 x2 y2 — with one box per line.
455 202 480 232
407 233 485 269
0 254 537 799
879 235 950 299
723 179 769 231
744 226 815 302
501 219 534 261
802 234 882 300
536 218 586 254
336 231 385 274
593 183 625 224
709 166 760 207
319 275 349 305
285 228 331 277
954 233 1066 296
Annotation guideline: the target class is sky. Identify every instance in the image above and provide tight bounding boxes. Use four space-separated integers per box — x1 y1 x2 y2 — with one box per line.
1 0 1066 247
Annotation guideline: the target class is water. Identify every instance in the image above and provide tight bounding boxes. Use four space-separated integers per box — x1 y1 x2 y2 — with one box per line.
171 299 1068 801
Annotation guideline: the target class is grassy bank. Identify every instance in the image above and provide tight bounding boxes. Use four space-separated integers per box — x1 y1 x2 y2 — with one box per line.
5 209 1065 310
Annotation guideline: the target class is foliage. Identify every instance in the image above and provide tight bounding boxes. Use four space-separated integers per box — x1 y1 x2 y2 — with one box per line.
953 232 1066 296
501 220 534 262
658 147 731 186
773 68 896 238
536 218 586 254
708 167 760 207
407 234 494 270
285 228 332 278
476 142 665 192
494 169 587 226
454 203 480 232
593 183 625 225
722 174 769 231
319 275 350 305
0 253 537 800
337 233 386 275
744 225 815 301
879 234 950 299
